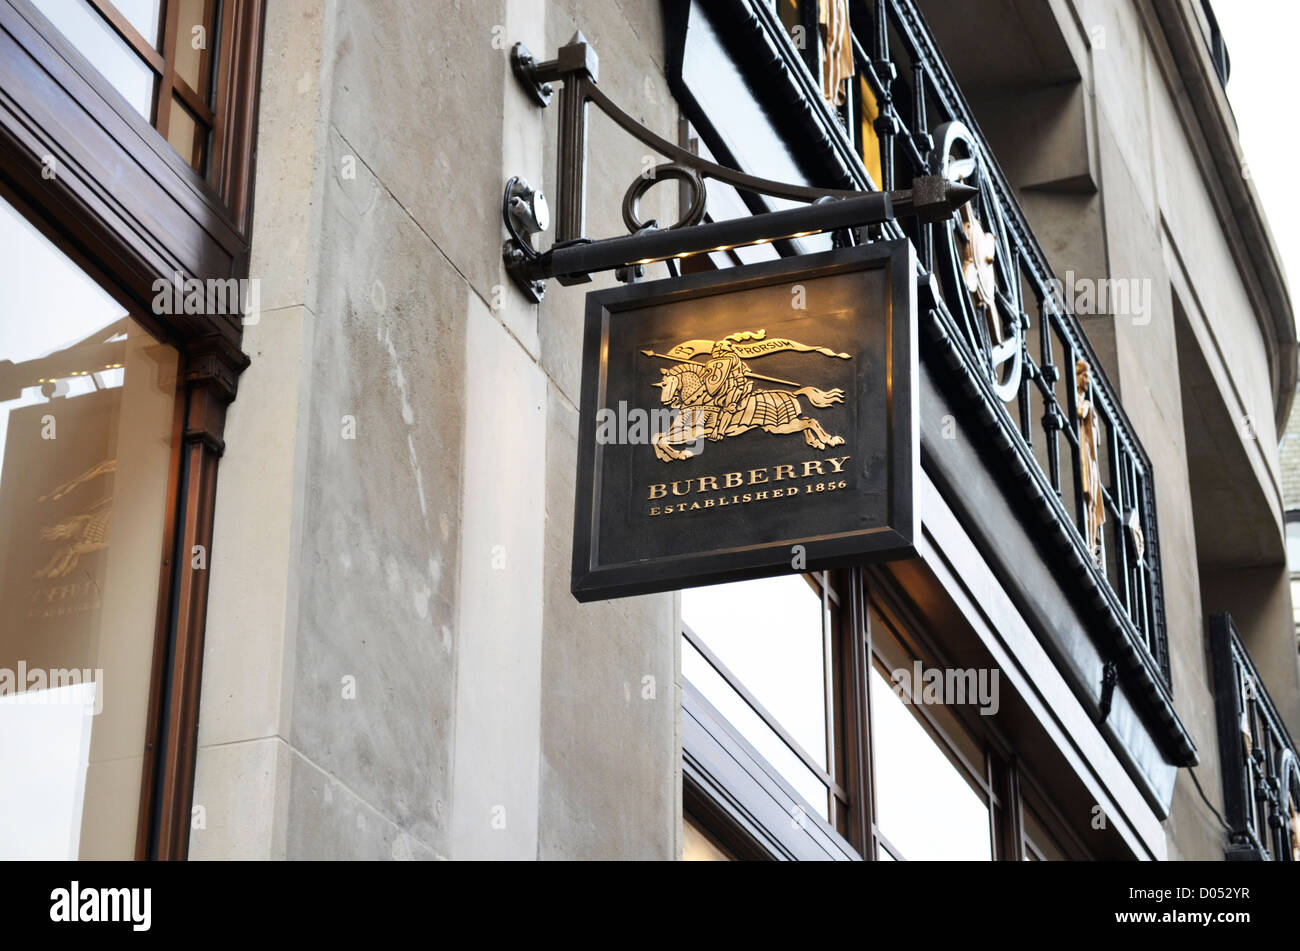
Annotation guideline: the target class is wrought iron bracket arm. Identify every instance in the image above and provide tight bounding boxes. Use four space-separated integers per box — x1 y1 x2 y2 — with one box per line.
502 35 974 302
511 37 598 106
506 182 971 289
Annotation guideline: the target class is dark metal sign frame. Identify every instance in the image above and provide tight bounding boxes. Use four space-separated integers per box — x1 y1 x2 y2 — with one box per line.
572 240 917 601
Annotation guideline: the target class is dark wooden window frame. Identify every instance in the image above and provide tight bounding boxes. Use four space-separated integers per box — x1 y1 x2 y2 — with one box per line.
0 0 265 859
682 673 859 860
79 0 224 174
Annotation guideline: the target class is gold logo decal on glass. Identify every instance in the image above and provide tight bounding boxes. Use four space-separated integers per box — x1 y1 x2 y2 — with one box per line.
33 459 115 580
642 330 849 462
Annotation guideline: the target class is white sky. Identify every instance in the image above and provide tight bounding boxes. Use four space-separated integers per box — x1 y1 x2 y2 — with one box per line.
1212 1 1300 325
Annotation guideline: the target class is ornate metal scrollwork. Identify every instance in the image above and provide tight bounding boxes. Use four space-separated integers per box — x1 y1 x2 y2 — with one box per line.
622 164 707 233
1212 614 1300 859
501 35 972 302
1270 748 1300 860
931 120 1024 402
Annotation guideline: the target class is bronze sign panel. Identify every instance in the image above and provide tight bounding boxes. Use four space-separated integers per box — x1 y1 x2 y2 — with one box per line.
572 241 918 601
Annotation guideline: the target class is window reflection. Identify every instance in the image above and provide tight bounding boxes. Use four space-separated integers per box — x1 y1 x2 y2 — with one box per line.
115 0 163 48
0 196 177 859
28 0 219 173
166 94 201 168
683 637 830 819
869 666 993 861
681 574 835 822
31 0 156 120
683 575 828 767
171 0 210 92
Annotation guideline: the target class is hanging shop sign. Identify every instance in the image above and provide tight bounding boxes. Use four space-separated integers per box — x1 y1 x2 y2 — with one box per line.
571 240 918 601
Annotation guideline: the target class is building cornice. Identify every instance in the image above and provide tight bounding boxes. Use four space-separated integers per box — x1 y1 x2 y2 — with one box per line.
1144 0 1298 433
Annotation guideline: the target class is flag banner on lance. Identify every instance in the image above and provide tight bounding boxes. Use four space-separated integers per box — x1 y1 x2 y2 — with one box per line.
663 331 852 362
571 241 919 601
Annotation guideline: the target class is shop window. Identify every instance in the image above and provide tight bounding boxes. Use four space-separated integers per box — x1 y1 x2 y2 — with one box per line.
27 0 237 178
681 569 1094 860
0 195 179 859
1 0 265 858
682 573 843 825
868 668 993 860
1021 797 1072 861
865 606 995 860
30 0 156 118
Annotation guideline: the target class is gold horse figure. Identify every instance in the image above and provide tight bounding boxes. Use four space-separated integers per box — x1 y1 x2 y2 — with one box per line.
650 361 845 462
34 496 112 580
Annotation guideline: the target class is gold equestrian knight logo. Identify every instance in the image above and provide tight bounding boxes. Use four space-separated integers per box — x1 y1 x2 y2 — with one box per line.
642 329 850 462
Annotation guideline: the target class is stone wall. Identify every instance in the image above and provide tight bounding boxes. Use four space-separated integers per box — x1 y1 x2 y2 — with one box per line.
192 0 680 860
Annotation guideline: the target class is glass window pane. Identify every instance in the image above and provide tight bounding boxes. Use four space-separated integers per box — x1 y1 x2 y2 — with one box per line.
869 666 993 861
872 614 989 777
0 196 178 859
31 0 156 120
172 0 211 94
165 94 202 169
682 575 828 768
115 0 162 47
683 637 829 820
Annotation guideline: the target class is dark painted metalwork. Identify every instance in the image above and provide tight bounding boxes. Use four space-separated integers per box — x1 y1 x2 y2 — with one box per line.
659 0 1190 763
656 0 1189 754
865 0 1172 697
534 188 975 286
503 33 973 302
1099 661 1119 722
512 2 1186 760
1210 613 1300 861
571 242 919 602
622 164 707 233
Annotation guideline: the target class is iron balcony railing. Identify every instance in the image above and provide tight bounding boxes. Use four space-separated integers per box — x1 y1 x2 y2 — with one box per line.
755 0 1175 717
1209 614 1300 861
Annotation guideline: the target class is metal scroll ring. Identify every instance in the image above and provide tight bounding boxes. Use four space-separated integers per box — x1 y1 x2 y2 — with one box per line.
622 164 708 233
